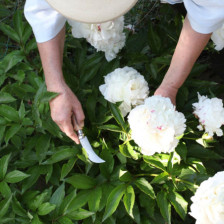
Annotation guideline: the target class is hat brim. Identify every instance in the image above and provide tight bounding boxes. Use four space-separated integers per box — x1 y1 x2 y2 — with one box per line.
46 0 138 24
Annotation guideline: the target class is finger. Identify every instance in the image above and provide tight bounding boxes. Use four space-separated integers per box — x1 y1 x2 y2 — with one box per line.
72 114 80 131
63 120 80 144
72 102 85 129
51 114 65 132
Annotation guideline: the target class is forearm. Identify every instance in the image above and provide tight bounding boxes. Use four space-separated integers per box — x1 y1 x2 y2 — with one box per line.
37 26 66 92
159 16 211 91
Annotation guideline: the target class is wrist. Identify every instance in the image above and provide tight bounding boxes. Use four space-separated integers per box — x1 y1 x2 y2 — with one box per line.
154 84 178 106
46 80 68 93
158 82 179 94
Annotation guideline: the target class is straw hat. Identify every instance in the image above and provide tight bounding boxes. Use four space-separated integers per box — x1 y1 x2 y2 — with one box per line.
46 0 138 24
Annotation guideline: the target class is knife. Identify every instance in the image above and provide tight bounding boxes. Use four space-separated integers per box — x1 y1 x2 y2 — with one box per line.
77 129 105 163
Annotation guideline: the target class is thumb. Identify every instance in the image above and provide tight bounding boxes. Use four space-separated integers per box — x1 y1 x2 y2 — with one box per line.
72 104 85 129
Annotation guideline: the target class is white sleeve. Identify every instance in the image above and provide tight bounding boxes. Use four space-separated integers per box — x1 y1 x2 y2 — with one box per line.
183 0 224 34
24 0 66 43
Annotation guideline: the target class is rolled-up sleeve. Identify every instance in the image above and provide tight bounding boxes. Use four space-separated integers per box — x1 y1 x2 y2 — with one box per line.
24 0 66 43
184 0 224 34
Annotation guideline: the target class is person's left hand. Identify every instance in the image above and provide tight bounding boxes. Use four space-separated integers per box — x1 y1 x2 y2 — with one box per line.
154 85 178 106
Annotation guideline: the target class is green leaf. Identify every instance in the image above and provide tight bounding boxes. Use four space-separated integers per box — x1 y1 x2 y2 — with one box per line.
34 82 46 105
50 183 65 208
0 126 5 143
0 92 16 103
35 135 51 162
0 154 11 180
0 7 10 18
0 75 6 88
60 158 77 180
99 183 114 212
147 63 158 80
10 70 25 83
0 104 20 122
26 38 37 53
133 203 141 224
0 181 11 198
88 186 102 212
65 190 90 214
67 209 94 220
168 191 188 220
5 124 21 144
157 191 171 224
22 166 41 193
31 214 43 224
80 63 101 85
126 142 140 160
0 50 24 74
39 91 59 103
13 10 24 39
0 117 7 125
187 144 223 160
23 190 39 206
38 202 56 216
42 118 62 138
0 23 20 43
167 152 174 174
58 216 73 224
59 190 76 215
176 142 187 162
12 196 27 217
143 156 167 172
22 23 32 44
119 169 132 182
117 152 127 164
86 93 97 122
0 196 12 218
98 124 123 133
109 102 127 132
5 170 30 183
119 144 132 158
148 22 161 54
139 193 155 218
102 184 126 222
45 164 53 183
135 178 155 199
29 191 49 211
123 185 135 218
178 168 197 182
66 174 96 189
0 218 15 224
19 101 25 119
100 149 114 179
43 147 78 165
151 172 169 184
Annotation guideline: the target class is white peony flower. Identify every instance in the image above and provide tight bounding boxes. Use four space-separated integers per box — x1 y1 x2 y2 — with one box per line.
128 95 186 155
68 17 126 61
189 171 224 224
193 94 224 137
211 24 224 51
99 67 149 117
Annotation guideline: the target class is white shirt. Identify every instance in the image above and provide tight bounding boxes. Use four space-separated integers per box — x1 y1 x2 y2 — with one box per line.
24 0 224 43
24 0 66 43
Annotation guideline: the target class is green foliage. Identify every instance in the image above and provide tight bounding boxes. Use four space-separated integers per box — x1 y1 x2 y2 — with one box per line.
0 2 223 224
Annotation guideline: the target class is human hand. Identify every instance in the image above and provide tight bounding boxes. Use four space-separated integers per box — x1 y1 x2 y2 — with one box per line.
154 84 178 106
49 84 85 144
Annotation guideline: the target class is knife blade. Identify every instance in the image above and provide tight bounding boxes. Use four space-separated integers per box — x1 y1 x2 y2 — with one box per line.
77 130 105 163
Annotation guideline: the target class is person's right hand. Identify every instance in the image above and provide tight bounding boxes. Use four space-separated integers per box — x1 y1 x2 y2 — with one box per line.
49 84 85 144
154 84 178 106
